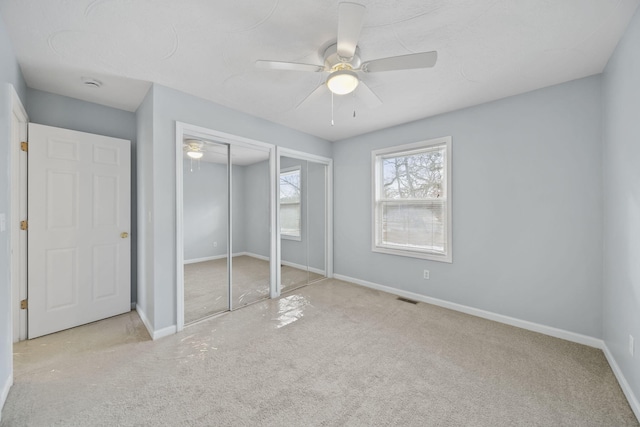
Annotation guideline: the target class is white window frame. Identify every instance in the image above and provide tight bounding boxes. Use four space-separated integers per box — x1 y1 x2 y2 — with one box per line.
371 136 452 263
280 166 302 241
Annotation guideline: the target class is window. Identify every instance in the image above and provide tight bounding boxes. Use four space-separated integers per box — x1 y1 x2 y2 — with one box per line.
372 137 452 262
280 167 302 240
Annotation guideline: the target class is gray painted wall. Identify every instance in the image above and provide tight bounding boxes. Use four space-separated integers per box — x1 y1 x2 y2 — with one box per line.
25 88 139 302
232 165 246 255
333 75 603 338
135 87 154 325
243 160 271 258
26 89 136 142
140 84 331 330
182 159 229 260
182 158 270 265
182 159 252 260
0 13 26 415
602 6 640 408
307 161 326 272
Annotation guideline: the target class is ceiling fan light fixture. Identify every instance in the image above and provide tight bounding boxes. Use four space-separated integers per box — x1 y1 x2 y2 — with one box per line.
326 70 359 95
187 151 203 159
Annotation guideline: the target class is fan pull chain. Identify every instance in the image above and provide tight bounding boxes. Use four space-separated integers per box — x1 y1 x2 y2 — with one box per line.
331 92 335 126
189 157 202 172
353 91 356 118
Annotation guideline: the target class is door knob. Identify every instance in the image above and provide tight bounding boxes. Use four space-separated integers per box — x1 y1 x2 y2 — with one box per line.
121 232 129 238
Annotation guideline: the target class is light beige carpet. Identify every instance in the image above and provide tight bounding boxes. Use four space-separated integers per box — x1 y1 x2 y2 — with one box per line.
184 255 324 324
3 279 638 426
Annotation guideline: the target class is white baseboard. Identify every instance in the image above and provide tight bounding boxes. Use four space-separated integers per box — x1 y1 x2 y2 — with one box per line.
333 274 603 349
135 304 154 339
281 260 325 276
603 344 640 422
135 304 177 340
184 254 227 264
1 373 13 422
188 252 326 277
241 252 270 262
184 252 271 264
152 324 177 340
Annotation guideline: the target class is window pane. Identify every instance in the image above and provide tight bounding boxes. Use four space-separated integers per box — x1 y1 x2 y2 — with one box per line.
281 203 300 237
280 169 301 236
380 201 446 254
382 148 444 199
280 170 301 203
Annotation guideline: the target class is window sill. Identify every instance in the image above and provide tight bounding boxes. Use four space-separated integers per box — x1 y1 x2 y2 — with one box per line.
372 246 452 263
282 234 302 242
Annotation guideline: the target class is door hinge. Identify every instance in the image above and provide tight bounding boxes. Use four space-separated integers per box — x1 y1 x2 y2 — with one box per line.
20 141 28 152
20 220 28 230
20 299 27 310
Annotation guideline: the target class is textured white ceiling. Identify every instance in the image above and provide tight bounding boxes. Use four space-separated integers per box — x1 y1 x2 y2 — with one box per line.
1 0 638 141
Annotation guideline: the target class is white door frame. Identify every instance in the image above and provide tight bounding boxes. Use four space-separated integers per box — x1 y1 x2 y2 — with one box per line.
276 147 333 295
175 122 277 332
9 85 28 343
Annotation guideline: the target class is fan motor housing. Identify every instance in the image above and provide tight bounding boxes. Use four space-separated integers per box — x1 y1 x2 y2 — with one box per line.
323 43 361 71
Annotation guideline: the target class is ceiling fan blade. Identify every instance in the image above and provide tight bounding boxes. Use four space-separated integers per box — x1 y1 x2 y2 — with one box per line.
255 60 324 72
296 84 327 109
361 51 437 73
337 2 366 59
357 81 382 108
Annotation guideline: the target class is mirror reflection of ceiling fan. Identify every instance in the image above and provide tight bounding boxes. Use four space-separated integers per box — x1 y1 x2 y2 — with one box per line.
182 139 270 166
255 2 437 110
184 139 205 159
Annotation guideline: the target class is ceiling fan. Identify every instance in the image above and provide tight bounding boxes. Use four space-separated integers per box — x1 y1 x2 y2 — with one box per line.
255 2 437 110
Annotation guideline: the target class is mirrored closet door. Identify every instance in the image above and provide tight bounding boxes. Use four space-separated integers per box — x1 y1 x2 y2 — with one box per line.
231 145 271 309
181 134 274 326
177 124 331 328
182 139 230 324
279 154 329 293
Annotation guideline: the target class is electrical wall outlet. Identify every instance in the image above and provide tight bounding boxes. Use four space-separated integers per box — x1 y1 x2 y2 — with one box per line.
0 213 5 232
423 270 430 280
213 241 217 248
630 335 635 357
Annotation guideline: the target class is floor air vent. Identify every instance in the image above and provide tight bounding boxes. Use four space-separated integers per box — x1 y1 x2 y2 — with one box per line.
397 297 419 304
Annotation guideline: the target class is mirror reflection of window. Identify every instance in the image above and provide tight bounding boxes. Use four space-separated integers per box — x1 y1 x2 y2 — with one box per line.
279 157 328 294
280 167 301 240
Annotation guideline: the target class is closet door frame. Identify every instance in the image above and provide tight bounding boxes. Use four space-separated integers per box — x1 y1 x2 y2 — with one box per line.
275 147 333 296
175 122 276 332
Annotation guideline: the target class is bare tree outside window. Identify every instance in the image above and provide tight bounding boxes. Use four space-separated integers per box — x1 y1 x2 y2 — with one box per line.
382 150 443 199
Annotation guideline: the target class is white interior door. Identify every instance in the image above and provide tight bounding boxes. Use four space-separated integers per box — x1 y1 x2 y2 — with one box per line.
28 123 131 339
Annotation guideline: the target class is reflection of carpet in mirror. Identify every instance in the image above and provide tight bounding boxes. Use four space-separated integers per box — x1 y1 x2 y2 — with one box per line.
183 258 230 324
281 265 324 292
183 255 324 324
